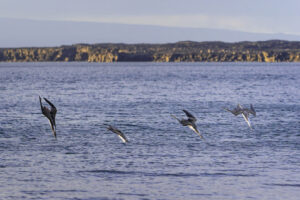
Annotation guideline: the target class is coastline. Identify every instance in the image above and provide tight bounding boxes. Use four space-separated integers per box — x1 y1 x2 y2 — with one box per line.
1 40 300 62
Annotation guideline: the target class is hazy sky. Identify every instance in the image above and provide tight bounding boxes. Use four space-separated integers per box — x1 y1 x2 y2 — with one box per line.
1 0 300 35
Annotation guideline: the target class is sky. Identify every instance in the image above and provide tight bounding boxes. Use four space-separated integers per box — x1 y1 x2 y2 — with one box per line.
1 0 300 35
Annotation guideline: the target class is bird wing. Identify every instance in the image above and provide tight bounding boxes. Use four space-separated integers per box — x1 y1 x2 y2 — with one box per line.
39 96 51 118
182 110 197 122
233 107 243 116
249 104 256 116
107 125 129 143
241 105 256 117
43 98 57 126
43 98 57 113
225 107 242 116
107 125 116 132
171 114 180 122
39 96 43 111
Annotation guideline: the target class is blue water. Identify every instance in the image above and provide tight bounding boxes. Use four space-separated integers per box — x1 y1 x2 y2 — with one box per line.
0 62 300 200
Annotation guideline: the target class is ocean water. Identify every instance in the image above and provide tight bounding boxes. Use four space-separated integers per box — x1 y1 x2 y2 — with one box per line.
0 62 300 200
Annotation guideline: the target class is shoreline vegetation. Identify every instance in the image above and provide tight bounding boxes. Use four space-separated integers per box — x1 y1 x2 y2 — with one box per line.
0 40 300 62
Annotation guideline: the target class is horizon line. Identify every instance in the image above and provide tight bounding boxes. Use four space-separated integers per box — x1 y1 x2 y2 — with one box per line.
1 39 300 49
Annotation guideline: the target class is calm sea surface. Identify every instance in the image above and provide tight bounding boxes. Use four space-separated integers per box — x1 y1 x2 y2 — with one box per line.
0 62 300 200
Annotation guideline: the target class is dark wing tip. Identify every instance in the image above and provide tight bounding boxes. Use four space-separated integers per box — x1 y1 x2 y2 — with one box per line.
44 97 57 110
182 109 190 116
224 108 230 112
182 109 190 114
182 109 197 121
250 104 256 116
106 125 113 131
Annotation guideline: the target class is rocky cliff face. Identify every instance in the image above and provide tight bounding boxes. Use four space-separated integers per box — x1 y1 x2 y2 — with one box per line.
1 40 300 62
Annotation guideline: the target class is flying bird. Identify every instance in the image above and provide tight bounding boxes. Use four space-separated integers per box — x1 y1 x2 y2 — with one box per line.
171 109 203 139
225 104 256 128
107 125 129 143
39 96 57 138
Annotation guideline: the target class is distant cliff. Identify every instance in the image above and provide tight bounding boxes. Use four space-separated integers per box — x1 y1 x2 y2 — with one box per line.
1 40 300 62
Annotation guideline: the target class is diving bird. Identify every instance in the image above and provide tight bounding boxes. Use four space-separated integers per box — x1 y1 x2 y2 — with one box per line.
224 104 256 128
171 109 203 139
107 125 129 143
243 104 256 117
39 96 57 138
